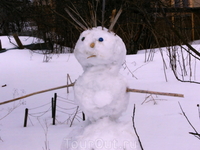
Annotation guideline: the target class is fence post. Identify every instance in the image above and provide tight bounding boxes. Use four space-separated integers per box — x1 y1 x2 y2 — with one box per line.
0 40 5 52
24 108 29 127
52 93 57 125
13 33 24 49
0 40 2 50
82 112 85 121
51 97 54 118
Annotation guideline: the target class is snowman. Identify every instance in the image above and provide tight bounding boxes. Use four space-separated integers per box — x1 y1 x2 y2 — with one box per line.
61 27 140 150
74 26 129 122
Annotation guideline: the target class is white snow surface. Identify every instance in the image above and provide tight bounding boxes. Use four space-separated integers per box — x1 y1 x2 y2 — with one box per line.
0 36 200 150
61 118 139 150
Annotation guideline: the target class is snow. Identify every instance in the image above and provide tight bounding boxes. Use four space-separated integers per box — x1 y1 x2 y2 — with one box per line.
61 118 139 150
74 27 126 72
0 35 200 150
74 27 129 122
68 27 135 149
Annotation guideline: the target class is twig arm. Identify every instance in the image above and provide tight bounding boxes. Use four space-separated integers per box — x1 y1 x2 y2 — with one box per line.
0 83 184 106
0 82 75 105
127 88 184 98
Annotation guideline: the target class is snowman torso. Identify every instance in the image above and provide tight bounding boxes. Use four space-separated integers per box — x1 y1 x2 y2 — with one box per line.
74 27 129 121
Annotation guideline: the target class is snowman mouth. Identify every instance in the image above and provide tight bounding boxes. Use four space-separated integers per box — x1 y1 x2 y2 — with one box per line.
87 55 96 59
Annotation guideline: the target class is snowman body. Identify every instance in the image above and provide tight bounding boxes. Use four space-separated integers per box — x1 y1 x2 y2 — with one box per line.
74 27 129 121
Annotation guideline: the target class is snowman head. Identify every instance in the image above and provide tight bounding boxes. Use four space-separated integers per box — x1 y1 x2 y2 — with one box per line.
74 27 126 71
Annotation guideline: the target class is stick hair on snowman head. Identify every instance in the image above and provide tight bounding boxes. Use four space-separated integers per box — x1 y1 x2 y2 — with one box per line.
65 4 125 72
65 5 123 33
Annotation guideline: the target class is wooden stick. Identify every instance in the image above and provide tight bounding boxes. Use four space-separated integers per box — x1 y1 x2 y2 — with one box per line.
127 88 184 98
108 7 123 32
0 83 75 105
13 33 24 49
0 40 2 50
0 83 184 106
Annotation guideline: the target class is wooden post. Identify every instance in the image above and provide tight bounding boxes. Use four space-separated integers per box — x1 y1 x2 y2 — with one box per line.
24 108 29 127
0 40 6 52
13 33 24 49
52 93 57 125
82 112 85 121
51 97 54 118
0 40 2 50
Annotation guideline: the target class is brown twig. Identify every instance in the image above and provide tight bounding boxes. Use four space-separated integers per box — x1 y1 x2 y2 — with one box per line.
70 106 79 127
132 104 144 150
0 82 75 105
67 74 73 93
178 102 200 140
127 88 184 98
64 7 87 30
141 94 166 105
0 83 184 106
108 7 123 32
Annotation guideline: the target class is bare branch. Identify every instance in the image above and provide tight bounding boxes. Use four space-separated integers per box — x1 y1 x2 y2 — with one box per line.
0 82 184 106
64 7 87 30
67 3 89 29
178 102 200 140
70 106 79 127
108 7 122 32
132 104 144 150
0 83 75 105
102 0 105 29
127 88 184 98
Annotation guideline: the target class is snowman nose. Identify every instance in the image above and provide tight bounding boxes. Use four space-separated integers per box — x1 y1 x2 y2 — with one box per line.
90 42 95 48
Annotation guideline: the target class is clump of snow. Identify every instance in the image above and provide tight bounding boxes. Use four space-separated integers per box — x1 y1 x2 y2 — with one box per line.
74 70 129 121
61 117 140 150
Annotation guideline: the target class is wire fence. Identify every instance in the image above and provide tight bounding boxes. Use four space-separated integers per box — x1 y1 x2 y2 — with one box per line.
23 93 83 127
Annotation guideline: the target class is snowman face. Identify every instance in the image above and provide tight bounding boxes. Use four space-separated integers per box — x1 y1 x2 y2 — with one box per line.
74 27 126 70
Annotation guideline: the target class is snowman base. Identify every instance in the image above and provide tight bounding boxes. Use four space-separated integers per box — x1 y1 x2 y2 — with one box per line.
61 117 140 150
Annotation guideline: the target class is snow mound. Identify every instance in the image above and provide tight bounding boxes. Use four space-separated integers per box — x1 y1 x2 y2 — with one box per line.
61 118 140 150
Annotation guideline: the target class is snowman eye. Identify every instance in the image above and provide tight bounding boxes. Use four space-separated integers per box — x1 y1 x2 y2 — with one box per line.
81 37 85 41
98 37 104 42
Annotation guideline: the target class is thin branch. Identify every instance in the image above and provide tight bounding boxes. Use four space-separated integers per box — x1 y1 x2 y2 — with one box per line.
170 61 200 84
70 106 79 127
158 2 200 58
108 7 123 32
64 7 87 30
102 0 105 29
178 102 200 136
0 82 75 105
132 104 144 150
1 82 184 105
51 9 83 31
127 88 184 98
67 3 89 29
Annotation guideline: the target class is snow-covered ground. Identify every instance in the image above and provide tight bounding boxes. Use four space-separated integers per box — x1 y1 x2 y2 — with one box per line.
0 36 200 150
